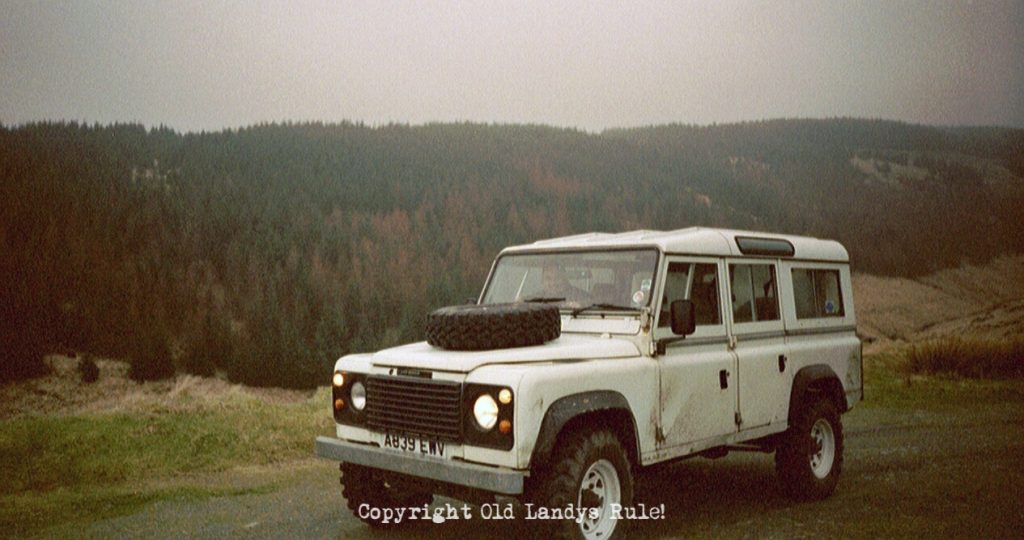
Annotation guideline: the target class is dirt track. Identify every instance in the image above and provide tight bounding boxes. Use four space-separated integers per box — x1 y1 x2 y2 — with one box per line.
61 395 1024 539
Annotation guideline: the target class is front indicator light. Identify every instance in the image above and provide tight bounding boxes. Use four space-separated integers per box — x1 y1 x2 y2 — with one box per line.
332 372 345 387
473 394 499 430
499 420 512 434
350 381 366 411
334 398 344 411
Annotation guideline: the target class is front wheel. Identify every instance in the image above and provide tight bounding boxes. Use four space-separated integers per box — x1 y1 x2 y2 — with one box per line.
340 463 433 528
527 429 634 539
775 397 844 500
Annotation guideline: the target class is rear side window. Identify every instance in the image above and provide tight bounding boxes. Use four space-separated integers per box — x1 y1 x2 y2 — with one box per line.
792 268 845 318
729 263 779 323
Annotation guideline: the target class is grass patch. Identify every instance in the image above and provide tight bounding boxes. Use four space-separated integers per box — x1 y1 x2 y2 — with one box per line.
906 337 1024 379
0 484 272 538
0 387 334 536
862 347 1024 411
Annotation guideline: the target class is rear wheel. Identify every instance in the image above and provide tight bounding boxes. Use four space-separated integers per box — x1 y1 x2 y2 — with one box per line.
776 397 844 500
527 429 634 539
340 463 433 528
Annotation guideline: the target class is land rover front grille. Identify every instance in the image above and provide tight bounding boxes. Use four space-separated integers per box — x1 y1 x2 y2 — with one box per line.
365 375 463 441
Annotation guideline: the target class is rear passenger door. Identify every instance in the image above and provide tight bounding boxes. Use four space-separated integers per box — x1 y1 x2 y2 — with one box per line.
727 260 791 430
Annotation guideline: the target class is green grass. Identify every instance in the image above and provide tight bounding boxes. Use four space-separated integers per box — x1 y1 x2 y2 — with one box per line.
862 347 1024 411
0 387 334 537
2 484 278 538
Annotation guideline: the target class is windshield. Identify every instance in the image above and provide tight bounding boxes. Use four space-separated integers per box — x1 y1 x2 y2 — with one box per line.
481 249 659 310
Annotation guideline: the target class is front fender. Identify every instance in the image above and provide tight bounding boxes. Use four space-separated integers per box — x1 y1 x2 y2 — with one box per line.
530 390 639 467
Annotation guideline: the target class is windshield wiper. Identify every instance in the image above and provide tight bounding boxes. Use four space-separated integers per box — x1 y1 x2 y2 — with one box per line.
523 296 566 303
570 303 638 317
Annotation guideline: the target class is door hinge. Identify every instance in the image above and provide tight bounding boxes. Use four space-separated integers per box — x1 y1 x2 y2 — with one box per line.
655 426 666 443
734 412 742 426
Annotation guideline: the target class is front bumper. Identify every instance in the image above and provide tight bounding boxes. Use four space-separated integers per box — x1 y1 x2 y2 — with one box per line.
314 436 526 495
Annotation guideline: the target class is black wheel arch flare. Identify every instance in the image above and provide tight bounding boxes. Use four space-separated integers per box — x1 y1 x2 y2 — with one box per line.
530 390 640 469
788 364 848 423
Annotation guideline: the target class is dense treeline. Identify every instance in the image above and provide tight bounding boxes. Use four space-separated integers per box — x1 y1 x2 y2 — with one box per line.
2 119 1022 386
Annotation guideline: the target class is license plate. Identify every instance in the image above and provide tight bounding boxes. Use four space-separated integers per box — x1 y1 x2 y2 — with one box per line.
382 433 448 458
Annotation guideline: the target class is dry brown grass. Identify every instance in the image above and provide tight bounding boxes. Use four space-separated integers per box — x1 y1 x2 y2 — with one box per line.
854 254 1024 347
906 337 1024 379
0 355 314 419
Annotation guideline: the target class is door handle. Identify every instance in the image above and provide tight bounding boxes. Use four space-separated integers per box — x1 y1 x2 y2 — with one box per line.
719 369 729 389
778 354 787 372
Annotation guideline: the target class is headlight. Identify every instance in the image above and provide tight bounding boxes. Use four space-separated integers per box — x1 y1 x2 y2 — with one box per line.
473 393 499 430
350 381 366 411
332 371 367 426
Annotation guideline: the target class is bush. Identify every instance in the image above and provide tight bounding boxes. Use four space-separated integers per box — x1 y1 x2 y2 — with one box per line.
180 314 233 378
0 326 50 384
79 355 100 384
906 337 1024 379
128 329 174 382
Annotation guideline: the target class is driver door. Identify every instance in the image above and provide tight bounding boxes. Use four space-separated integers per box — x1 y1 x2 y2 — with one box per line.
656 257 738 451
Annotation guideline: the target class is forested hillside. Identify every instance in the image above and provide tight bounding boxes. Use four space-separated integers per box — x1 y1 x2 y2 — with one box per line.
2 119 1022 386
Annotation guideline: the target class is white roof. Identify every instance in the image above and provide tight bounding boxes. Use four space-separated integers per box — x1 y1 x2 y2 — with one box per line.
501 227 849 262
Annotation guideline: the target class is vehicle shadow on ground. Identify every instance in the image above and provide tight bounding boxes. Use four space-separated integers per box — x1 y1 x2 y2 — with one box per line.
339 455 807 540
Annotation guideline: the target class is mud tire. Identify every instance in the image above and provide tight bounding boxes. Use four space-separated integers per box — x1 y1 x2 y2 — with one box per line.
425 303 561 351
525 429 634 539
340 463 433 529
776 397 844 500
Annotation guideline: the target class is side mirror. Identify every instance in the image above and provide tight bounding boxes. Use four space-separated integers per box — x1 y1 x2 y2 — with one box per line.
670 299 696 336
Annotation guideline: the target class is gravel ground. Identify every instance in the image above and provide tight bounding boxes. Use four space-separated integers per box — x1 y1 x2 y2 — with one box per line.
50 397 1024 540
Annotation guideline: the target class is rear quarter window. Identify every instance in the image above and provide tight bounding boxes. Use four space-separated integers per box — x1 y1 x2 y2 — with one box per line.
792 268 844 318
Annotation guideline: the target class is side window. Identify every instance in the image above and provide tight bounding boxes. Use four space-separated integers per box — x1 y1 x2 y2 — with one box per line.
752 264 779 321
729 263 779 323
792 268 845 318
659 262 721 327
659 263 690 327
730 264 754 323
691 263 721 325
792 268 816 318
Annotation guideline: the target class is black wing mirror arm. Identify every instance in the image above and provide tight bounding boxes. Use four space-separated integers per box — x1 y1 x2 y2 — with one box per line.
655 336 687 356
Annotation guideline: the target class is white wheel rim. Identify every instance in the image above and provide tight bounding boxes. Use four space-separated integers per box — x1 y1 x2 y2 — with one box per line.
577 459 621 539
809 418 836 479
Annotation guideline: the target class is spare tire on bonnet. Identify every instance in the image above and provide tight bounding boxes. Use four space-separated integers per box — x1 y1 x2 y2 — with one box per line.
425 303 561 351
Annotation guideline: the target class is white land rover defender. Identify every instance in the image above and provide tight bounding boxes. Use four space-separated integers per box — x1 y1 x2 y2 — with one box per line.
316 227 862 539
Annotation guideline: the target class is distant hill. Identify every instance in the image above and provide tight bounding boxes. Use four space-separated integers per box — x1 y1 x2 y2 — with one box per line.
2 119 1022 386
854 255 1024 347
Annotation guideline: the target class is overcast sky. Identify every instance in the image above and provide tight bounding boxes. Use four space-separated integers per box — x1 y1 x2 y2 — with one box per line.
1 0 1022 132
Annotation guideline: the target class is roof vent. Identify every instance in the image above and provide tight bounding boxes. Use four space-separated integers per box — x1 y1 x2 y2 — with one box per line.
735 236 795 257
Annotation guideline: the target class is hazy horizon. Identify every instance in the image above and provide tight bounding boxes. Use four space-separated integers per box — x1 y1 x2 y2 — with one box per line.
2 1 1022 132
